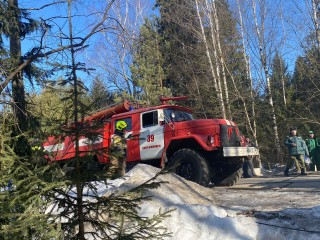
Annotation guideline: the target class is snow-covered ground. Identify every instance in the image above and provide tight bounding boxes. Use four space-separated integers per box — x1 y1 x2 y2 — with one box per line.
108 164 320 240
3 162 318 239
45 163 320 239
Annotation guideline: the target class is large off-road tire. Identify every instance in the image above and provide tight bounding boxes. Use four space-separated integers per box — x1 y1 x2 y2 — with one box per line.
169 148 210 187
211 165 243 186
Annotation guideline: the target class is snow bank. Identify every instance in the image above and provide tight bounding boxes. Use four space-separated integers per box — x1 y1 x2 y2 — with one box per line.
47 163 320 239
109 164 320 240
107 164 258 239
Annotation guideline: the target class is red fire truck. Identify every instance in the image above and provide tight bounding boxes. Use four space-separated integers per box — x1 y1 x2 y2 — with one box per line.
43 96 258 187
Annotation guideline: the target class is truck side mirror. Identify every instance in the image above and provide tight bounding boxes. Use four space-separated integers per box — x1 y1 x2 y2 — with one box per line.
126 133 133 139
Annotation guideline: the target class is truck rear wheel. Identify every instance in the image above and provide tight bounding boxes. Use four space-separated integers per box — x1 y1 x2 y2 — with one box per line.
211 165 243 186
169 148 210 187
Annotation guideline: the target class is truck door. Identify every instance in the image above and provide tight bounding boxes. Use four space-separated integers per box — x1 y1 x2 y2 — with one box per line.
113 117 140 162
139 110 165 160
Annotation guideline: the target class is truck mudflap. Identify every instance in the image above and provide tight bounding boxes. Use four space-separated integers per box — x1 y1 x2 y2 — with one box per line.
223 146 259 157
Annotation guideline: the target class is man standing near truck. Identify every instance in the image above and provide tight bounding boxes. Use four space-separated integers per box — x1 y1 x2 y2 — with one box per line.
243 138 258 178
108 120 128 179
284 127 309 176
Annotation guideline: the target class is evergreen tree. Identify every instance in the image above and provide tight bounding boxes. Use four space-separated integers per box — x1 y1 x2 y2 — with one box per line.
0 105 63 239
291 34 320 126
27 85 74 134
0 2 10 82
90 77 115 111
155 0 206 99
0 0 41 156
131 18 171 105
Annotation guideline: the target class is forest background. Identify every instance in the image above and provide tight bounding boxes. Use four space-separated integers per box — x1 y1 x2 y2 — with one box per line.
0 0 320 238
2 0 319 166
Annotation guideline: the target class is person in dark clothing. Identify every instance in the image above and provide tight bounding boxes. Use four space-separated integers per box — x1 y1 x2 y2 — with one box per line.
243 138 258 178
108 120 128 179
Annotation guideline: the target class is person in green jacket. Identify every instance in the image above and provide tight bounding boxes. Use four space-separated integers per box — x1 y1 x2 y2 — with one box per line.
305 130 317 171
284 127 309 176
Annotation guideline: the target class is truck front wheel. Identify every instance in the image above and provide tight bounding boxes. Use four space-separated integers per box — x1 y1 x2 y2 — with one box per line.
211 165 243 186
168 148 210 187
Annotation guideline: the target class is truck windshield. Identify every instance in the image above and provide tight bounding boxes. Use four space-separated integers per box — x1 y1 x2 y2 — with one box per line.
164 109 194 122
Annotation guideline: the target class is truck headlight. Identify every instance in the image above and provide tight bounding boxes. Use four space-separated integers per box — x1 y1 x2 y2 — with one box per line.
207 135 214 146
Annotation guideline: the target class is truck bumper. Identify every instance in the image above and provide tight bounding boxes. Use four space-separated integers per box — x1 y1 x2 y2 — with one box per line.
223 146 259 157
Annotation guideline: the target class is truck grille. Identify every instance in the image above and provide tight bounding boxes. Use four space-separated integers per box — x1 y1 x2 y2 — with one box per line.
220 125 241 147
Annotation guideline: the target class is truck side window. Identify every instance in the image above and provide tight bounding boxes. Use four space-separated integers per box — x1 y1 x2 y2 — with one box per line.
115 118 132 131
142 111 158 128
164 109 194 122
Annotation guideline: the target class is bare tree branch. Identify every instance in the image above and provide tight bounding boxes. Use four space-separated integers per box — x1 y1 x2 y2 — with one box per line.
21 1 65 11
0 0 116 94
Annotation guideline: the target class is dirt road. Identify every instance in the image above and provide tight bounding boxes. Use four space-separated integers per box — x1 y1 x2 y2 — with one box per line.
208 172 320 239
211 172 320 211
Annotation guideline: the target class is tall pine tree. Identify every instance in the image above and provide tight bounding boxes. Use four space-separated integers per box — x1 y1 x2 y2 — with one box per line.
131 18 171 105
291 33 320 126
90 77 115 111
156 0 207 109
0 0 41 156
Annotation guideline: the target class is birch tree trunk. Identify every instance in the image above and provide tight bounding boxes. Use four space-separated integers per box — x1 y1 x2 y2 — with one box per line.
236 0 257 140
195 0 226 119
279 60 287 107
311 0 320 50
193 75 208 119
210 0 232 119
251 0 282 162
